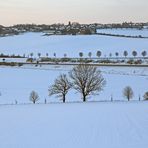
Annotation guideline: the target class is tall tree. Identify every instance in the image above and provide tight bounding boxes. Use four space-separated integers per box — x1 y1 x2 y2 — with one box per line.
123 86 134 101
69 64 106 102
46 53 49 57
109 53 112 58
30 53 33 58
38 53 41 58
141 51 147 57
132 50 137 58
29 91 39 104
96 51 102 58
123 51 128 58
88 52 92 59
53 53 56 58
64 53 67 58
143 92 148 100
49 74 71 103
115 52 119 58
79 52 83 58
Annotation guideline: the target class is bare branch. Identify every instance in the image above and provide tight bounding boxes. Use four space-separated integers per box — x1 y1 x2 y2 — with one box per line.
69 64 106 102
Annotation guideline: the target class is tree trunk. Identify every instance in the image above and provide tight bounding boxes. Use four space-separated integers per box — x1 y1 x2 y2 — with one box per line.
63 94 66 103
83 95 86 102
128 97 130 101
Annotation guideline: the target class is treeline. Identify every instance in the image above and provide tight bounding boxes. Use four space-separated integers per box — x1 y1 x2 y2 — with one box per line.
0 22 148 37
0 53 24 58
26 50 147 65
0 64 147 104
29 64 148 104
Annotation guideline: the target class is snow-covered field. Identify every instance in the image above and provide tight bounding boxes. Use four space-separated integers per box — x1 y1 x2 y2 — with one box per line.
0 30 148 148
97 28 148 37
0 65 147 104
0 102 148 148
0 32 148 57
0 31 147 103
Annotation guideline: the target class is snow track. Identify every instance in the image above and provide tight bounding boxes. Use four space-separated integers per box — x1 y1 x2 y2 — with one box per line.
0 102 148 148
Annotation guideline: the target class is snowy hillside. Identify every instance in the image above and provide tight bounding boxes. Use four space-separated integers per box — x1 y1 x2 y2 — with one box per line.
0 102 148 148
0 29 148 148
97 28 148 37
0 32 148 57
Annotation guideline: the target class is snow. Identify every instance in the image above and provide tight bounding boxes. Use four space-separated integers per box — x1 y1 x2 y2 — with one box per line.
0 32 148 57
0 58 27 63
0 65 147 104
0 102 148 148
0 30 148 148
0 32 147 103
97 28 148 37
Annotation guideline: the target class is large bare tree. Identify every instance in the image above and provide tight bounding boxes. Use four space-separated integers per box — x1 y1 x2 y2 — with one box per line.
49 74 71 103
123 86 134 101
30 91 39 104
143 92 148 100
69 64 106 102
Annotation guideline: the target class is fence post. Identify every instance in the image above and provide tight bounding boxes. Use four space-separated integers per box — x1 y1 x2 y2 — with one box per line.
111 94 113 102
139 95 141 101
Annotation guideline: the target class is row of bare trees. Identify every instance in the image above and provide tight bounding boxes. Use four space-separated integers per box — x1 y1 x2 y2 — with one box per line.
29 86 148 104
48 64 106 103
123 86 148 101
29 64 148 104
28 50 147 59
29 64 106 103
29 52 57 58
79 50 147 58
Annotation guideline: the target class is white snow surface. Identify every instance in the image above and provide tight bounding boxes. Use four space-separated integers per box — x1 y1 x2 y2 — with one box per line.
0 32 148 57
0 102 148 148
97 28 148 37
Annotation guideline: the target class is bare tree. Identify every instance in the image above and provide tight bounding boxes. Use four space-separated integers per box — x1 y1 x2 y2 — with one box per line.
123 86 134 101
69 64 106 102
38 53 41 58
46 53 49 57
115 52 119 58
49 74 71 103
96 51 102 58
132 50 137 58
64 53 67 58
123 51 128 58
30 91 39 104
79 52 83 58
109 53 112 58
143 92 148 100
53 53 56 58
88 52 92 59
30 53 33 58
141 51 147 57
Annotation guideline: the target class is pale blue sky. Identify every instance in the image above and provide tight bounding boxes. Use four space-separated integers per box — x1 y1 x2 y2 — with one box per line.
0 0 147 25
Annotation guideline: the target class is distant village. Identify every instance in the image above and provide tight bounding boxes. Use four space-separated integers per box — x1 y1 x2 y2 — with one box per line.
0 22 148 37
